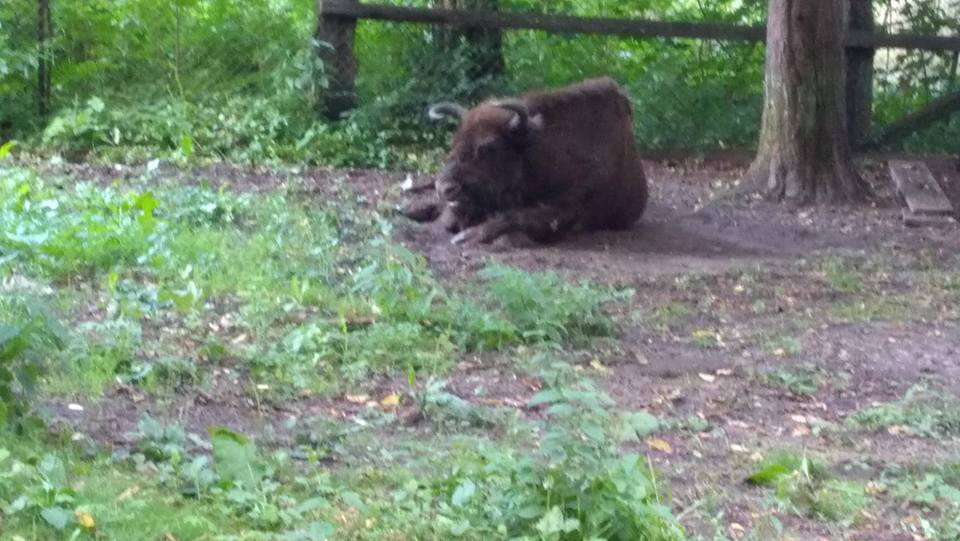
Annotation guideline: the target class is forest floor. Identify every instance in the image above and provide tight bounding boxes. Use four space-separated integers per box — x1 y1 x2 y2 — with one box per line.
7 156 960 540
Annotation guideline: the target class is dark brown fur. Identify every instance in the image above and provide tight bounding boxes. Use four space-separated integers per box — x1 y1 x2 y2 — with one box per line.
401 77 649 244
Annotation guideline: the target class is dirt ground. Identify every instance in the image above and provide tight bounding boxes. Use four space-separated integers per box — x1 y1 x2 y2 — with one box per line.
47 156 960 540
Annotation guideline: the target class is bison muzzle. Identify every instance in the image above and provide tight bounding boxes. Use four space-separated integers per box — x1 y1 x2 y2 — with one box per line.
402 77 649 245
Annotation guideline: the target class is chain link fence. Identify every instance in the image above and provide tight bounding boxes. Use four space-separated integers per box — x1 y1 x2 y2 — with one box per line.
1 0 957 159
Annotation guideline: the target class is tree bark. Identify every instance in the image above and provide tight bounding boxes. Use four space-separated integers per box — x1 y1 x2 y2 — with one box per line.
846 0 874 148
745 0 869 205
37 0 52 118
434 0 505 85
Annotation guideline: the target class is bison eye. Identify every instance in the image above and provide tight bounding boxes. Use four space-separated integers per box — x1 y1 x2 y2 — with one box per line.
477 141 500 158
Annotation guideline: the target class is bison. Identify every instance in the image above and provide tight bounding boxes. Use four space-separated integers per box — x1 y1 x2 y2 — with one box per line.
402 77 649 245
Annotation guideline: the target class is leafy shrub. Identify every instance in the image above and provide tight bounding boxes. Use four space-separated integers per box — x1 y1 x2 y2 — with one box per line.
399 360 680 541
0 168 161 279
461 264 632 348
0 296 66 428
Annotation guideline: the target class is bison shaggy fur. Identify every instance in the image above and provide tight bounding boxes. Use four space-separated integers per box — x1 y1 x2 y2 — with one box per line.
402 77 649 245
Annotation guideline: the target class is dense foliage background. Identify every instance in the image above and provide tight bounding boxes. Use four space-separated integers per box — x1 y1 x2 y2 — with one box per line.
1 0 958 168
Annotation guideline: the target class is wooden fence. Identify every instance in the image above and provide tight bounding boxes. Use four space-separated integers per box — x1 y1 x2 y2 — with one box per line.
317 0 960 151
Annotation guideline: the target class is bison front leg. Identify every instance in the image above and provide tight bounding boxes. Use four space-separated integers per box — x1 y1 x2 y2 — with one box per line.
399 198 443 223
451 205 578 245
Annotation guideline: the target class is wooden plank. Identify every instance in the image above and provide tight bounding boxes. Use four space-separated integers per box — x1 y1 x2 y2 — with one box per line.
889 160 955 217
862 91 960 150
847 29 960 53
324 1 767 42
324 1 960 52
901 208 957 228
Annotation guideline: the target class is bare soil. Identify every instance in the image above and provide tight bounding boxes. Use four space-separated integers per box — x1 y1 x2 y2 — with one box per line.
45 156 960 541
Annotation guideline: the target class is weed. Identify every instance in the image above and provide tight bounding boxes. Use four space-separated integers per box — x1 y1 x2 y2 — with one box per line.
0 295 67 428
765 335 802 357
468 264 631 347
690 328 724 349
650 302 694 332
851 384 960 437
410 360 681 541
748 450 868 524
768 366 820 396
822 257 863 294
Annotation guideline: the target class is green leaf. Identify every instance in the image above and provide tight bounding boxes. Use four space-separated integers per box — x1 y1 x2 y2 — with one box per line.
581 420 605 442
0 140 15 159
339 491 365 511
180 133 194 158
39 454 68 489
451 479 476 507
210 426 262 487
747 463 792 486
527 389 563 407
624 411 661 439
87 96 106 113
41 506 72 530
536 506 580 536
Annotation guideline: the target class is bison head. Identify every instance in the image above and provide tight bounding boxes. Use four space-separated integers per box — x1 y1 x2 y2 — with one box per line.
428 99 543 223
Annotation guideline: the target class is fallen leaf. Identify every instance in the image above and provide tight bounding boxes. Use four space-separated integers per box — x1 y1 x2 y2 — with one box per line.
698 373 716 383
790 414 808 424
589 358 608 373
345 394 369 404
730 444 749 453
716 368 734 377
114 486 141 504
646 438 673 454
865 481 888 495
791 425 811 437
380 393 401 408
76 511 96 530
888 425 912 436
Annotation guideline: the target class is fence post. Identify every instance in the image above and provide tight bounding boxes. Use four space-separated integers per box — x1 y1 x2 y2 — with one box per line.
316 0 359 120
846 0 875 148
37 0 52 118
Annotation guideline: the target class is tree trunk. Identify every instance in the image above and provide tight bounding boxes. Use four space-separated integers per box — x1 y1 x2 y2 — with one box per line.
434 0 505 87
37 0 52 118
745 0 869 205
846 0 874 148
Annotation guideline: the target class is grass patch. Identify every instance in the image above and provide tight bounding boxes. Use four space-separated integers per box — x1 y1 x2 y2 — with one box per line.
649 301 695 332
822 257 863 294
851 384 960 438
767 366 820 396
748 450 869 524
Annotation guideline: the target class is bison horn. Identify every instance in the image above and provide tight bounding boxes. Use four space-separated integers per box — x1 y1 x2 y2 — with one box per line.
428 103 466 121
494 100 529 131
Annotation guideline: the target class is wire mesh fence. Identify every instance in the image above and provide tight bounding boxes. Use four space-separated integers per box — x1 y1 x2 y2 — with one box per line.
0 0 958 161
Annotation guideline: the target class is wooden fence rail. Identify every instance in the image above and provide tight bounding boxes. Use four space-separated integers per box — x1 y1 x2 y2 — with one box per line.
321 1 960 51
317 0 960 150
